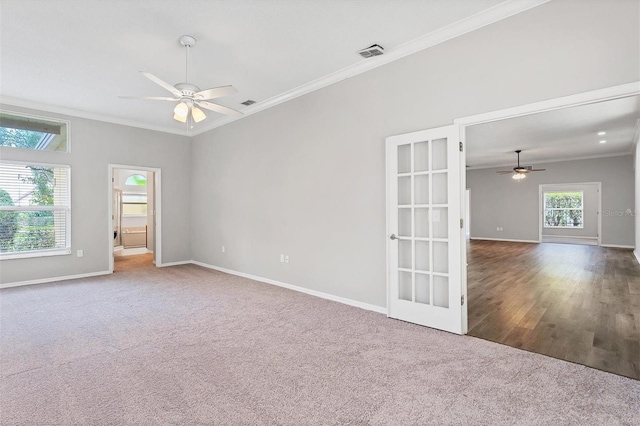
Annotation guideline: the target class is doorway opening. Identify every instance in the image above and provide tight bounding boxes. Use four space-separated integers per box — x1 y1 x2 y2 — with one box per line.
108 164 161 273
457 84 640 380
539 182 601 246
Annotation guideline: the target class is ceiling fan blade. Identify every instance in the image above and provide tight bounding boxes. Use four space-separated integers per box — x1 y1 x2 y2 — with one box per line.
195 85 238 100
198 101 243 117
529 169 546 172
119 96 178 101
140 72 181 97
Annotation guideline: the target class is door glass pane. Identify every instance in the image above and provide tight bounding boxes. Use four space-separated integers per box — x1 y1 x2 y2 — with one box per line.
433 241 448 273
414 141 429 172
433 276 449 308
414 175 429 205
432 207 448 239
415 241 429 272
432 138 447 171
415 273 430 305
398 144 411 174
432 173 447 204
399 271 412 301
415 208 429 238
399 240 412 269
398 208 411 237
398 176 411 205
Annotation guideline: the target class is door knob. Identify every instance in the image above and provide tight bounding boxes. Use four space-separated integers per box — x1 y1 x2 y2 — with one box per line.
390 234 398 240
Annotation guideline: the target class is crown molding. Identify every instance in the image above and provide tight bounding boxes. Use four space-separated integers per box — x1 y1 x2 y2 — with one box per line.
0 96 191 137
190 0 551 136
466 152 633 171
1 0 550 138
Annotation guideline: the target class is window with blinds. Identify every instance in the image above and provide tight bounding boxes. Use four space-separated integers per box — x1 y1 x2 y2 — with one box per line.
0 162 71 259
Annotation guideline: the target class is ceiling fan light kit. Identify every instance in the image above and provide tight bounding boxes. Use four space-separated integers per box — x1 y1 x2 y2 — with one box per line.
120 35 243 126
497 150 546 181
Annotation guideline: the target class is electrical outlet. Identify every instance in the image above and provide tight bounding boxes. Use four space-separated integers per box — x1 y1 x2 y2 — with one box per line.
77 250 83 257
221 245 225 253
285 255 289 264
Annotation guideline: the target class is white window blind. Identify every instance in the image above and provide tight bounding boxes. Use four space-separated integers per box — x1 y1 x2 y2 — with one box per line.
0 162 71 258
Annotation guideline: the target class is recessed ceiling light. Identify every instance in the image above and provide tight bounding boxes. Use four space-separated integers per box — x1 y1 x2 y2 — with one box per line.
599 140 607 144
597 131 606 136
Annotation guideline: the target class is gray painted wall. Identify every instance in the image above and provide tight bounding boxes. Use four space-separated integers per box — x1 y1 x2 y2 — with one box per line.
467 156 634 246
0 106 191 284
190 0 640 308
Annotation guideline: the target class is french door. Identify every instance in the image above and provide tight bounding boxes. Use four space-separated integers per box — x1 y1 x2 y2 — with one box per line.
386 125 464 334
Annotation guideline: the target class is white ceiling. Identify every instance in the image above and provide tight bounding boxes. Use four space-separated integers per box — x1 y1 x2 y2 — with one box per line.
466 95 640 169
0 0 538 135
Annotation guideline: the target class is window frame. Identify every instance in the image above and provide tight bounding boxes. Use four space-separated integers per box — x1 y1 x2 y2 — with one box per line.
0 160 71 260
121 192 148 218
543 190 584 229
0 109 71 153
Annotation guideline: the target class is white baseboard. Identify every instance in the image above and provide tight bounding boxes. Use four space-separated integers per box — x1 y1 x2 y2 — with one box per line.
158 260 192 267
634 250 640 264
0 261 388 318
600 244 635 249
470 237 539 244
191 260 387 315
0 270 111 289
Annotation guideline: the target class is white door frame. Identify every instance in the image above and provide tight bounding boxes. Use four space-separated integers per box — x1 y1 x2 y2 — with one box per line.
538 182 602 245
453 80 639 334
108 164 162 272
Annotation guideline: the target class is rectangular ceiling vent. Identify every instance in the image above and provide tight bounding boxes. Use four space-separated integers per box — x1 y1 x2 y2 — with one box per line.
241 100 256 106
358 44 384 58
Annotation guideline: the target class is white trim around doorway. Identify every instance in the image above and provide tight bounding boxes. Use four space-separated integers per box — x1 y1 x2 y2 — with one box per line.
108 164 162 273
538 182 602 246
454 80 640 335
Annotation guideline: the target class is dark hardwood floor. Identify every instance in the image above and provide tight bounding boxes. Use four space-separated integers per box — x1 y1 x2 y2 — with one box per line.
467 240 640 380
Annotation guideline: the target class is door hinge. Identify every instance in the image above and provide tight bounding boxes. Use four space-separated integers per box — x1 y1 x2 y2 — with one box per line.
460 219 464 229
459 141 463 152
461 295 465 306
112 177 114 183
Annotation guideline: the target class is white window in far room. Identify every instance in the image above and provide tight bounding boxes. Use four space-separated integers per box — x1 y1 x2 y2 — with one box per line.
544 191 584 228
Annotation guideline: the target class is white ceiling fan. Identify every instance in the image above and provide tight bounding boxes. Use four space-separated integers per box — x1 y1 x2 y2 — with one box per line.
496 150 546 180
120 35 243 125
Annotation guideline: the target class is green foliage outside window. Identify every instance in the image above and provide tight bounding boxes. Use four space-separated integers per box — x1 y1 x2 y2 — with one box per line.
544 192 583 228
0 166 57 252
0 189 18 250
0 127 46 149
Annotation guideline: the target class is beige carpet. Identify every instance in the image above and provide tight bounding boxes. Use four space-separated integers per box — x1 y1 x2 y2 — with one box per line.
1 258 639 425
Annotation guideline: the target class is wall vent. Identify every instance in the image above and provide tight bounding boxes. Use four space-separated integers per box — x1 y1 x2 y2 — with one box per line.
241 100 256 106
358 44 384 58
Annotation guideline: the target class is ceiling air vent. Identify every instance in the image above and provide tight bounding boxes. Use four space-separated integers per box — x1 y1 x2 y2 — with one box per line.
358 44 384 58
241 100 256 106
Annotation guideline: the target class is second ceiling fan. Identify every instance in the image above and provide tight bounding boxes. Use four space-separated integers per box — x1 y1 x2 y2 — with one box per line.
496 150 545 180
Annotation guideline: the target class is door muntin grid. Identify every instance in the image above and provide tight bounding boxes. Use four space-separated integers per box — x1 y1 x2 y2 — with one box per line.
397 138 450 309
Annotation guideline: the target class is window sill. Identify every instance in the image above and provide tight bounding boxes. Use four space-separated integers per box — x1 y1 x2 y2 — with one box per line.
543 226 584 229
0 248 71 261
